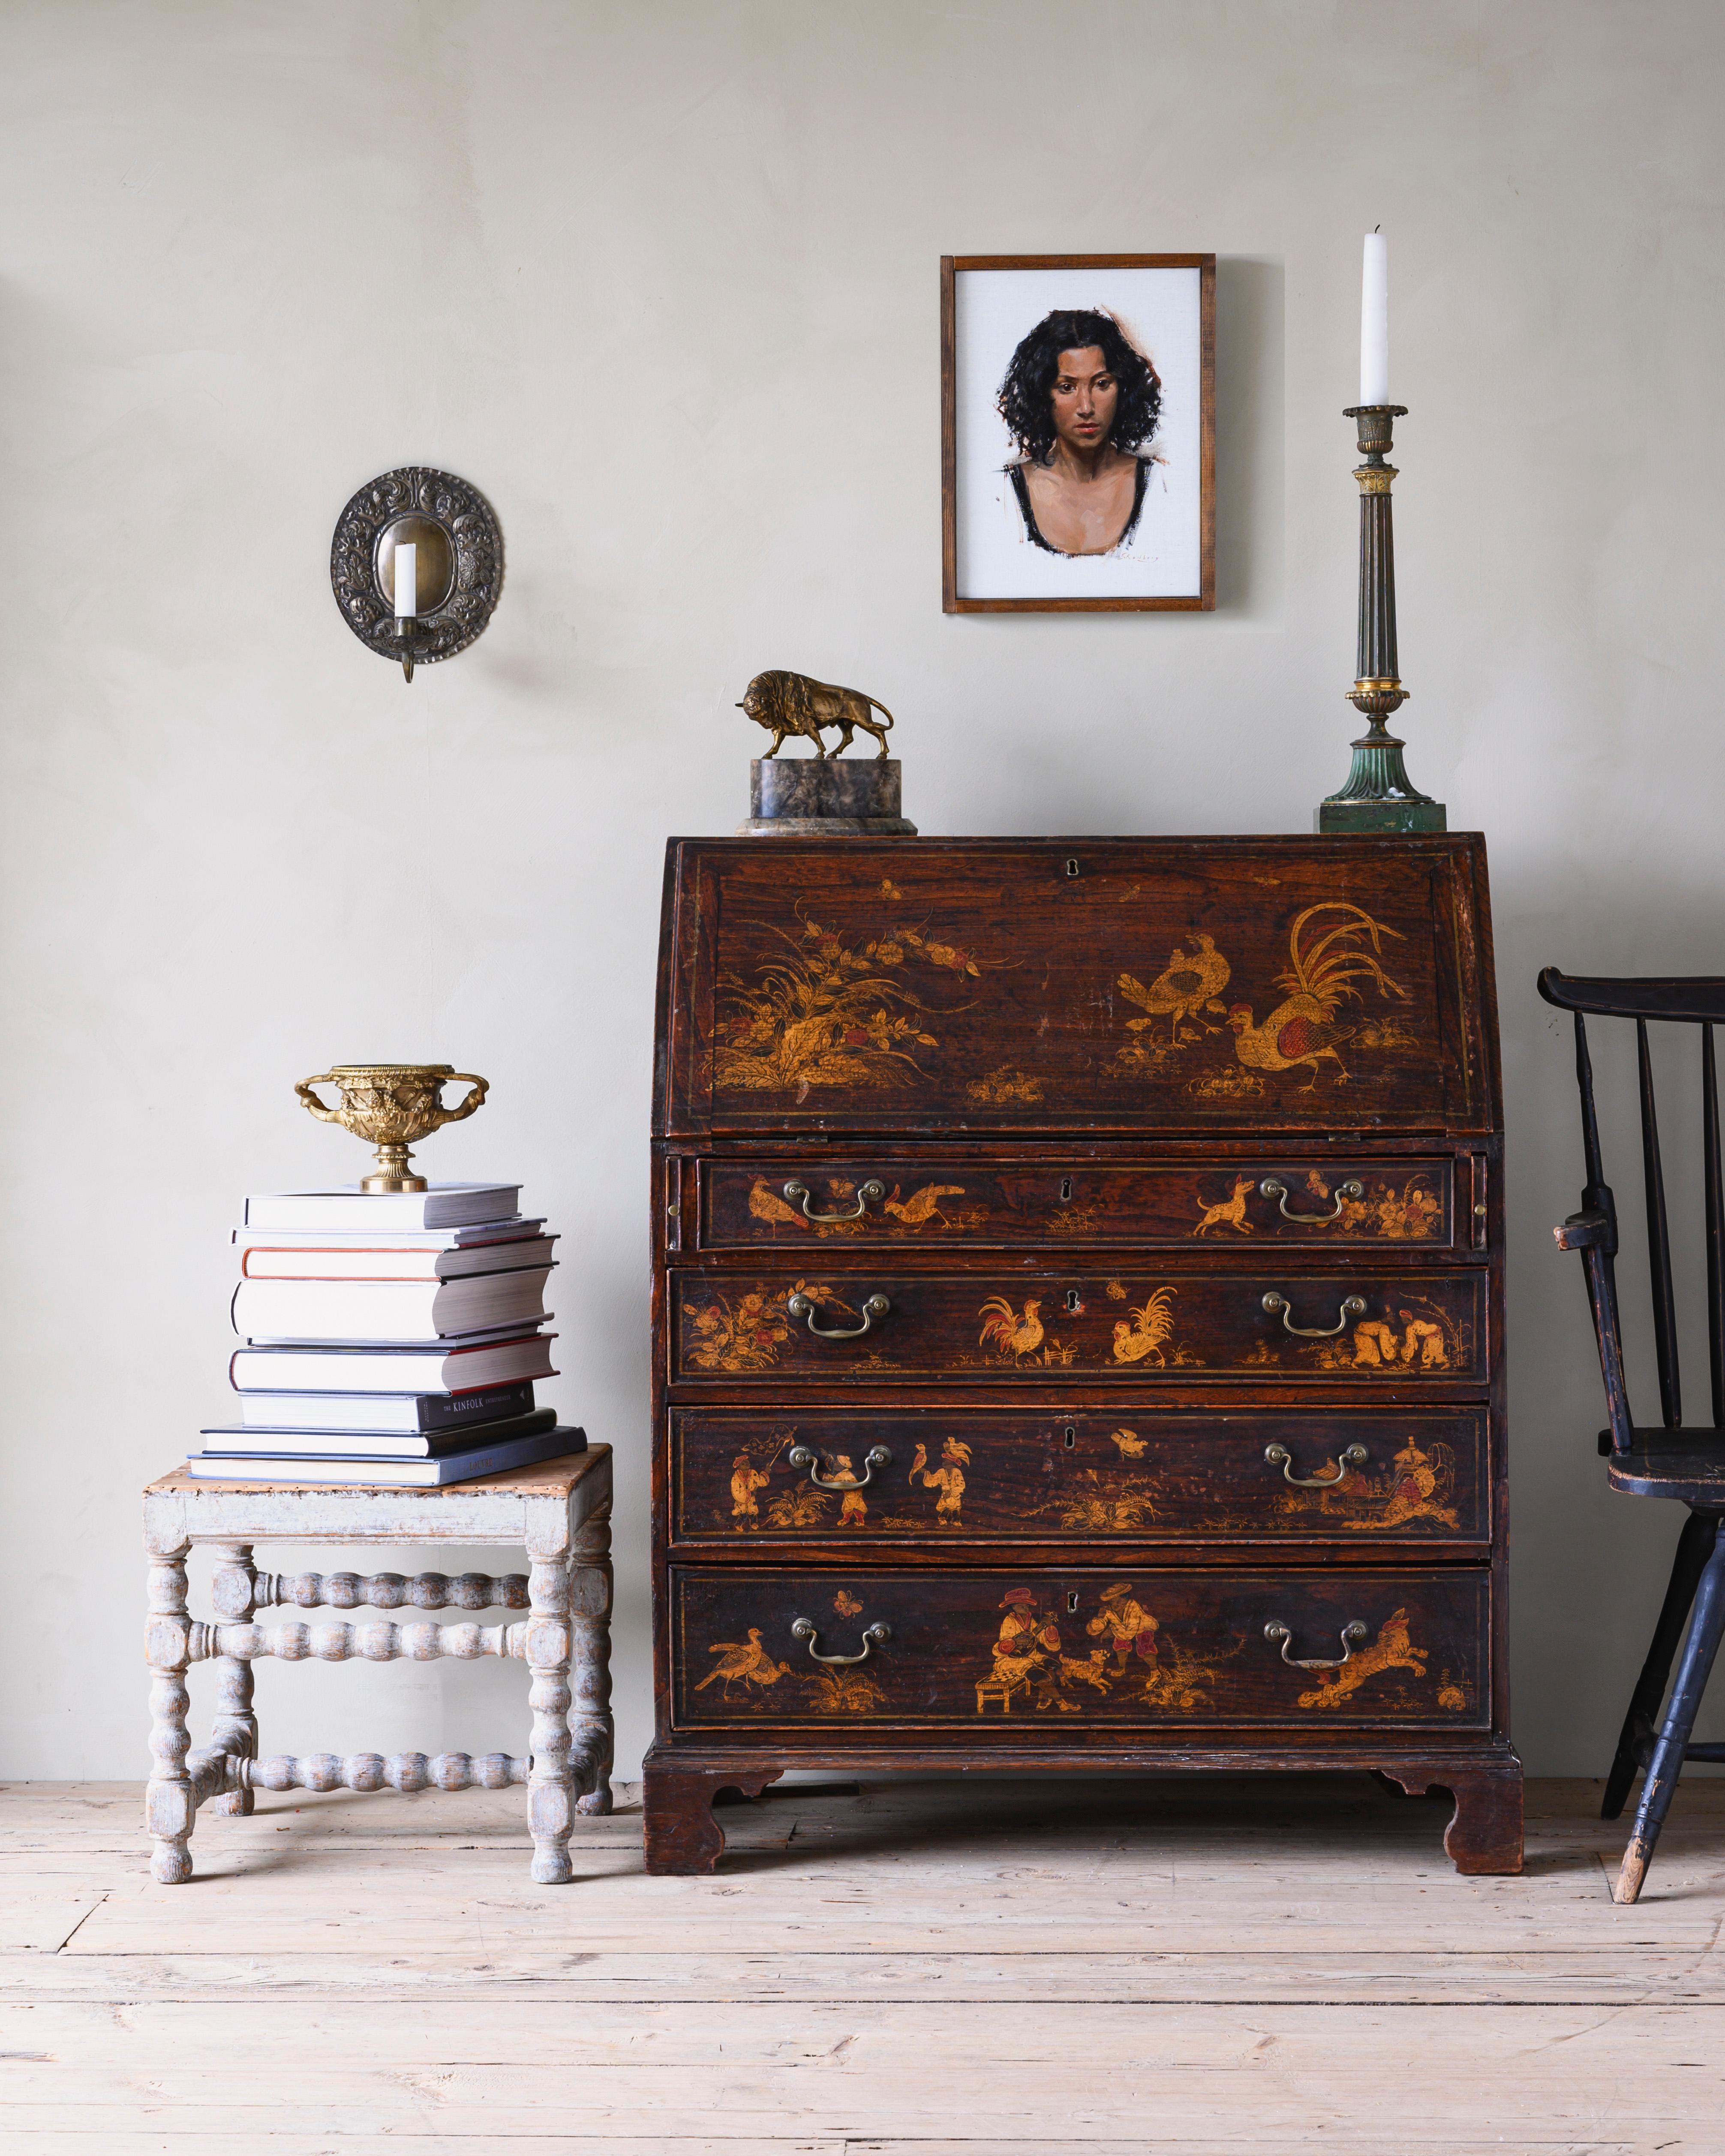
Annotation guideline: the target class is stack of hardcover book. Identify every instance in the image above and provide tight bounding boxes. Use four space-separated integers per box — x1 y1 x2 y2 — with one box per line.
189 1181 584 1486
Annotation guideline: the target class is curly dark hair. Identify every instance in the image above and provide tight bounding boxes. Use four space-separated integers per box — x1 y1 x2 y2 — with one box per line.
996 308 1162 463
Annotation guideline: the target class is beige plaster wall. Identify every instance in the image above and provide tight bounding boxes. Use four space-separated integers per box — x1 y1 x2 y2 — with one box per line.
4 0 1724 1784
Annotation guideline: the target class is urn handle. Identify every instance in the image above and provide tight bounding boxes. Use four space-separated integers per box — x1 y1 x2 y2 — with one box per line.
791 1618 890 1667
1262 1291 1367 1338
787 1291 891 1340
429 1073 489 1127
1259 1177 1363 1224
1264 1442 1368 1488
787 1444 891 1490
782 1177 886 1224
1264 1619 1369 1670
295 1073 345 1123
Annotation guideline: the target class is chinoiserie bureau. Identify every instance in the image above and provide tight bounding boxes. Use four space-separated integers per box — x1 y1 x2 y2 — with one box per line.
646 836 1520 1875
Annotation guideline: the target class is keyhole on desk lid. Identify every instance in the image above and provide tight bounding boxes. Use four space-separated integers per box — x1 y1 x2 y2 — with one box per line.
1065 858 1079 878
1060 1176 1073 1201
1066 1288 1081 1313
1067 1592 1079 1612
1063 1426 1076 1449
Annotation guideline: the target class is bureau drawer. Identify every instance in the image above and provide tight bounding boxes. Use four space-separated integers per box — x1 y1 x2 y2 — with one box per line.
671 1270 1487 1384
670 1566 1490 1730
696 1157 1460 1251
670 1406 1489 1546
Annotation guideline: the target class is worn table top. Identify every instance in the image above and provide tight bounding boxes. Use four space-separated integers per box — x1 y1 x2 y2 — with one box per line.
143 1447 608 1501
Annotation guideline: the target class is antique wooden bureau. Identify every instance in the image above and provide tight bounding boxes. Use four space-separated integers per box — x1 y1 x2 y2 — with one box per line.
646 835 1520 1874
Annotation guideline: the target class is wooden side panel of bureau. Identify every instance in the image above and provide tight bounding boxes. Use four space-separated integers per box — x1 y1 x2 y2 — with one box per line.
646 836 1519 1877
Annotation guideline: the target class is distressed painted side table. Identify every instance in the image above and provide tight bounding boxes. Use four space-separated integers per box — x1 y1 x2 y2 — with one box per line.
142 1447 612 1886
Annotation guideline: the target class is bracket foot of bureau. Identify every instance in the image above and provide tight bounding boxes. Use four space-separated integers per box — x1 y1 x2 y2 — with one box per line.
1375 1756 1525 1874
643 1752 785 1874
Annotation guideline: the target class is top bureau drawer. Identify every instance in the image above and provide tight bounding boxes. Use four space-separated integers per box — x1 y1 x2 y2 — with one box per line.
694 1154 1466 1252
658 837 1496 1138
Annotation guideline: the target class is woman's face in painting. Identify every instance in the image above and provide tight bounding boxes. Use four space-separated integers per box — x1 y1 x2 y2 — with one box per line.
1049 345 1119 455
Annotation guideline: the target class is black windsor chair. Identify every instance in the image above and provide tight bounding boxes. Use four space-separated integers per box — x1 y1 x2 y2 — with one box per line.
1540 966 1725 1903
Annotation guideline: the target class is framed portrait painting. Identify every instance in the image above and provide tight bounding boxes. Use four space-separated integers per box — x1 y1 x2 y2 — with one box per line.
941 253 1215 613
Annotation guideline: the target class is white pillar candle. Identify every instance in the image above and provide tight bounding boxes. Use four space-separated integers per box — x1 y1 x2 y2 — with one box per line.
394 541 418 618
1359 231 1389 405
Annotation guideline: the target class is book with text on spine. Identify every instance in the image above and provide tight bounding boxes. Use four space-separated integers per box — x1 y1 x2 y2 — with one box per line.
233 1378 537 1434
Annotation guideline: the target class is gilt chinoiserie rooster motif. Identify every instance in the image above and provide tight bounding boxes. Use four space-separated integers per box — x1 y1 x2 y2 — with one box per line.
977 1297 1046 1361
1225 904 1408 1090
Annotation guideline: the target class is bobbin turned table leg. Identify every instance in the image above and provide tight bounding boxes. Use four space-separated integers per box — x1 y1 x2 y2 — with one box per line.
206 1543 258 1815
143 1540 195 1884
525 1546 575 1884
571 1507 614 1817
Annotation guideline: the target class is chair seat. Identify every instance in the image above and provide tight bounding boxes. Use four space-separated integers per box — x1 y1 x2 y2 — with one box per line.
1604 1429 1725 1502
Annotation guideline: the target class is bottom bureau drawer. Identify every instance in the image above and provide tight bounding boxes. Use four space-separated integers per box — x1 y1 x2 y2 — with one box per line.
670 1567 1489 1732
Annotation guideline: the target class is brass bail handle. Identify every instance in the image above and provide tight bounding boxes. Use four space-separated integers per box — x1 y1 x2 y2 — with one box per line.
1262 1291 1367 1338
1265 1442 1368 1489
1265 1619 1369 1670
791 1618 891 1667
787 1291 890 1340
782 1177 886 1224
1259 1177 1363 1224
788 1444 891 1490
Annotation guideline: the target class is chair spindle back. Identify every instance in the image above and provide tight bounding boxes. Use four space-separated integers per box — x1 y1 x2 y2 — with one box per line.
1540 969 1725 1454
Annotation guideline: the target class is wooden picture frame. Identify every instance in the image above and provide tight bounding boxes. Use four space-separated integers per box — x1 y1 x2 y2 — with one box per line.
941 253 1215 614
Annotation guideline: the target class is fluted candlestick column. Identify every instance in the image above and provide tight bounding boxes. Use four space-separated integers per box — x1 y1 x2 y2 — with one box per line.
1318 404 1445 835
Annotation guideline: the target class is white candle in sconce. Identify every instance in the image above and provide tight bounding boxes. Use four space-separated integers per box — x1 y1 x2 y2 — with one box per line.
394 541 418 618
1359 231 1389 405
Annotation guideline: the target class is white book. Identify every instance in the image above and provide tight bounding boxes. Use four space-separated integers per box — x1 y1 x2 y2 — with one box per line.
239 1236 557 1281
230 1335 558 1394
242 1183 523 1231
232 1270 551 1344
233 1218 542 1251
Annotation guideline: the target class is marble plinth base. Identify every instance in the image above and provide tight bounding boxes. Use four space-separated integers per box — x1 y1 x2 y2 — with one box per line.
1315 799 1447 834
738 757 916 837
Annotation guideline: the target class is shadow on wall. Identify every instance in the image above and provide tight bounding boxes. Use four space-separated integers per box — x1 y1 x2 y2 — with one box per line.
1214 255 1284 619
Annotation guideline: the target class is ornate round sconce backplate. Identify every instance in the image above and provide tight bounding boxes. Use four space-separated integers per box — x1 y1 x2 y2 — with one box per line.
330 467 504 673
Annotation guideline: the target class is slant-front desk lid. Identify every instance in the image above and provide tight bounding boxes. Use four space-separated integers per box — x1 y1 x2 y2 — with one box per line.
655 836 1497 1138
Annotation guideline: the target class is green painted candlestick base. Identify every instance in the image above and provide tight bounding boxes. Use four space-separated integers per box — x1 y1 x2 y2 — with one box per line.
1318 717 1446 835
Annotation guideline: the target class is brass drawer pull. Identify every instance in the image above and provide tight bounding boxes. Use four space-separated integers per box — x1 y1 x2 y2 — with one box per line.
1262 1290 1366 1337
782 1177 886 1223
1259 1177 1363 1223
787 1444 891 1489
787 1291 890 1340
791 1617 890 1666
1265 1442 1368 1487
1264 1619 1369 1669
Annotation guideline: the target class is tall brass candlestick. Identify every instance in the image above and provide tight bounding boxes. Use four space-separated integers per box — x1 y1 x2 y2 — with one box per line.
1317 404 1445 834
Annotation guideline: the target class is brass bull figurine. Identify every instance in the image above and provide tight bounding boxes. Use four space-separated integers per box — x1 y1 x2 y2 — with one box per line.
737 670 896 761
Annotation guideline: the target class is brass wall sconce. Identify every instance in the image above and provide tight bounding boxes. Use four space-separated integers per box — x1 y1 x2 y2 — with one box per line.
331 467 504 682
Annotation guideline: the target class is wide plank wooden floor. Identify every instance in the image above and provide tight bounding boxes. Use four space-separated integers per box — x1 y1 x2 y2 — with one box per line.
3 1773 1724 2150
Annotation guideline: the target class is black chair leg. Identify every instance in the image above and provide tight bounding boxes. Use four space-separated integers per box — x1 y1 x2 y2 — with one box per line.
1615 1518 1725 1903
1602 1510 1721 1818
